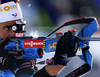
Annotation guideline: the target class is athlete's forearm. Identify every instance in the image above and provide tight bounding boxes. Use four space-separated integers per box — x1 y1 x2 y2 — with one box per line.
34 65 65 77
45 65 65 76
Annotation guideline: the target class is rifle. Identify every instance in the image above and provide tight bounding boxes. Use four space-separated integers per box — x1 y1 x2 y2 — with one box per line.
3 17 99 58
3 17 100 76
5 32 100 59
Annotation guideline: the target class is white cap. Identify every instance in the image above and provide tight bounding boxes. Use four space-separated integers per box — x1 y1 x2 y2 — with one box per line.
0 1 22 23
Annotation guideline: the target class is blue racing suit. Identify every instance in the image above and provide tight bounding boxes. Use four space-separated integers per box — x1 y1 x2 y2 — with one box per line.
0 38 34 77
0 70 15 77
0 59 34 77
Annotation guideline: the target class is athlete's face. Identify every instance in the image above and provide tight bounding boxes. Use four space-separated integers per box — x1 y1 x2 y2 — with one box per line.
0 19 21 39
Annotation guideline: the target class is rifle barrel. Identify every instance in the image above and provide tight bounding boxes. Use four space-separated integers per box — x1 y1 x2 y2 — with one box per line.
79 37 100 41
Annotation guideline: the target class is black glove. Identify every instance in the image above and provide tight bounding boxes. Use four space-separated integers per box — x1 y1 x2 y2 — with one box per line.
54 31 79 65
0 38 24 70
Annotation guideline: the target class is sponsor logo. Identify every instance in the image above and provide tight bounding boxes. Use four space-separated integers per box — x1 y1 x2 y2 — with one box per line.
24 40 44 48
12 13 17 17
0 4 18 12
49 42 57 49
16 33 23 37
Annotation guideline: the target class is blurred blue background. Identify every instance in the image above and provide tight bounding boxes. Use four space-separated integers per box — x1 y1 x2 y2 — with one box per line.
19 0 100 77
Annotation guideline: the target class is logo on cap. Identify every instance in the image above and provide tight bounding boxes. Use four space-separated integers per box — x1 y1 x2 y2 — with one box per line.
12 13 17 17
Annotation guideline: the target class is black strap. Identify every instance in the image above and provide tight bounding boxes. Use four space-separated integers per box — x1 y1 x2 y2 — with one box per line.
15 67 34 77
65 63 90 77
34 67 56 77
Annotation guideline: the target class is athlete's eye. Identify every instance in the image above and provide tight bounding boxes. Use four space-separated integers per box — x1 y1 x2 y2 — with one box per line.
4 26 12 31
5 27 9 31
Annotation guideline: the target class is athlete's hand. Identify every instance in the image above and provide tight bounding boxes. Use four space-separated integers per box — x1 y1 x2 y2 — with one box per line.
0 38 24 70
54 31 79 65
